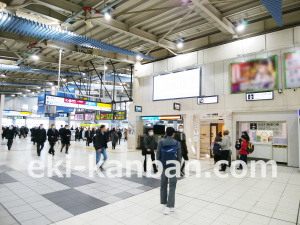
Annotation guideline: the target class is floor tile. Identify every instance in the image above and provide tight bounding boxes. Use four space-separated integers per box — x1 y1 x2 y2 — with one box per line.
20 216 52 225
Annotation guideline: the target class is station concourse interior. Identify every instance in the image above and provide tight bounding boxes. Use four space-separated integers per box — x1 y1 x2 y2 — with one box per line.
0 0 300 225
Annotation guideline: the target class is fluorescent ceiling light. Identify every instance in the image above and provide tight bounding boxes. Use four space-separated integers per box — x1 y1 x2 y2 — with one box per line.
104 11 111 20
136 55 142 61
177 38 184 49
31 55 39 60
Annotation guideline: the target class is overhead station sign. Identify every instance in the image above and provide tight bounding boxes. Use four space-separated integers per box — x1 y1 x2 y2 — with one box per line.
45 95 111 111
141 115 182 120
198 96 218 104
4 110 31 116
246 91 274 101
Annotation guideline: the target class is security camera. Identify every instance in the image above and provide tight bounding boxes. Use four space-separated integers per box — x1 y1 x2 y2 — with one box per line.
278 89 282 94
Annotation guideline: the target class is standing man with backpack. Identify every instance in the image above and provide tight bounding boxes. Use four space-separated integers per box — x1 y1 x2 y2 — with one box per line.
157 127 181 215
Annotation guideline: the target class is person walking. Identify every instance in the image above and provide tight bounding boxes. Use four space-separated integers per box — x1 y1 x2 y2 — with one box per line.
143 129 158 173
213 132 223 165
61 125 71 154
25 126 29 137
238 133 249 170
93 125 109 171
111 128 119 150
36 124 47 156
216 130 232 172
75 127 80 141
117 129 122 145
124 129 128 142
157 127 181 215
85 127 92 146
31 126 38 145
58 125 64 144
6 126 15 150
174 125 188 176
47 124 59 155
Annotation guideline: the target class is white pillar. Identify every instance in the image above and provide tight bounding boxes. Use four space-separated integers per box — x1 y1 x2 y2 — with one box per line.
0 95 5 146
13 97 17 110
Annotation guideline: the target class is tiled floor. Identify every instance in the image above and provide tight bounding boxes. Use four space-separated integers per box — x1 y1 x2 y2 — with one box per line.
0 137 299 225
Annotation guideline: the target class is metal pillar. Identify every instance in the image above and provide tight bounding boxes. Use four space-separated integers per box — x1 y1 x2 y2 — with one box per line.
57 49 62 90
130 65 133 101
0 95 5 147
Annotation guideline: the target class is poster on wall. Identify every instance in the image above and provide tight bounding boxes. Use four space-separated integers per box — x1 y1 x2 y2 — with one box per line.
249 122 282 131
231 56 277 93
284 52 300 88
128 122 135 135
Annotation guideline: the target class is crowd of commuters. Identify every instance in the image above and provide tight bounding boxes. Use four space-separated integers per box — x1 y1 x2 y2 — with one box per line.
1 122 253 216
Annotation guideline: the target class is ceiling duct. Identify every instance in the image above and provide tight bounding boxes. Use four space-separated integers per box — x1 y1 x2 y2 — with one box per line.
0 82 50 87
0 64 82 76
0 12 153 60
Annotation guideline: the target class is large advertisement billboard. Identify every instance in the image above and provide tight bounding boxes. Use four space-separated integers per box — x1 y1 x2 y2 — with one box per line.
153 68 201 101
231 56 277 93
284 52 300 88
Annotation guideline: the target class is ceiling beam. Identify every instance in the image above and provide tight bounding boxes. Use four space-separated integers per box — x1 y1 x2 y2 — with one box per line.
32 0 82 14
191 0 237 37
90 17 177 51
0 31 136 64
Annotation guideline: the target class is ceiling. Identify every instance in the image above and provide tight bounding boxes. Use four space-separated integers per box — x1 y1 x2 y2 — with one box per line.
0 0 299 100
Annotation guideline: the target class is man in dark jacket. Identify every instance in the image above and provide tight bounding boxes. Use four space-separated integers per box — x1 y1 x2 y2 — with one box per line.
174 125 188 176
93 125 109 171
61 125 71 154
58 125 64 143
31 126 38 145
157 127 182 215
85 127 92 146
143 129 158 173
36 124 47 156
6 126 15 150
117 129 122 145
47 124 59 155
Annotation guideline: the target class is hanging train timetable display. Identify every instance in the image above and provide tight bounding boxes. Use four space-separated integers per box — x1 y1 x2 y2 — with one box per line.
114 111 126 120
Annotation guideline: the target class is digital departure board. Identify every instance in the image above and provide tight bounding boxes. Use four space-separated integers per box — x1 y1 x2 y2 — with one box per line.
114 111 126 120
100 113 113 120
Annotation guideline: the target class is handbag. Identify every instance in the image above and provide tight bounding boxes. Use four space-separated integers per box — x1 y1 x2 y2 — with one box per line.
213 143 222 156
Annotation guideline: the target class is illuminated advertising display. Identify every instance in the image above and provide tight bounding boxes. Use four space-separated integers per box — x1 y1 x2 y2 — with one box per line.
141 115 182 120
45 95 111 111
284 52 300 88
153 68 201 101
231 56 277 93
